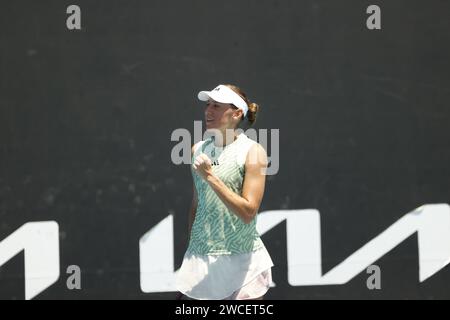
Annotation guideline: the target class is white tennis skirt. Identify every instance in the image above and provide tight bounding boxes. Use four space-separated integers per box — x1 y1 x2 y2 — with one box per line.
176 245 274 300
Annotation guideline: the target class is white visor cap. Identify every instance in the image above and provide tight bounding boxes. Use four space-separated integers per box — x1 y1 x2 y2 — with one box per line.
198 84 248 117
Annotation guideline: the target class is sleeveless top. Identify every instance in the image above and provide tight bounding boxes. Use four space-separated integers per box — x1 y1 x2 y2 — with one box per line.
187 133 264 255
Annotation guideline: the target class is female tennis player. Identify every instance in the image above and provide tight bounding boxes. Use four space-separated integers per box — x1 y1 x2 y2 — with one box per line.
175 84 274 300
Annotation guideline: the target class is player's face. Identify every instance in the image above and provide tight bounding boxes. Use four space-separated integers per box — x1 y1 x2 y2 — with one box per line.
204 99 240 130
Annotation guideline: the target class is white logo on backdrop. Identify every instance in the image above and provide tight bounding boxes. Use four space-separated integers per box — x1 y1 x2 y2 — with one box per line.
140 204 450 292
0 222 60 300
2 205 449 299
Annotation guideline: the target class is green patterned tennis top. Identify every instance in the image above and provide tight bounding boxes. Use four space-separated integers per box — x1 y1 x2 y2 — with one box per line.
187 133 264 256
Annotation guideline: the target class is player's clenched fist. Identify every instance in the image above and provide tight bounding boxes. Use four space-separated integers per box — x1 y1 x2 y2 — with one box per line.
193 153 212 180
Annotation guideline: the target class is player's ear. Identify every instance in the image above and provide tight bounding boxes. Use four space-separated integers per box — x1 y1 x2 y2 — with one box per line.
233 108 243 120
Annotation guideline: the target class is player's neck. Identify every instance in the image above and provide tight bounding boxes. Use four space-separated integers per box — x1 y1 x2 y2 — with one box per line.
213 129 238 147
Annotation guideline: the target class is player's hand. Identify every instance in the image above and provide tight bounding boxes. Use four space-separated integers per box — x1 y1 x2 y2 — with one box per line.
193 153 212 180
